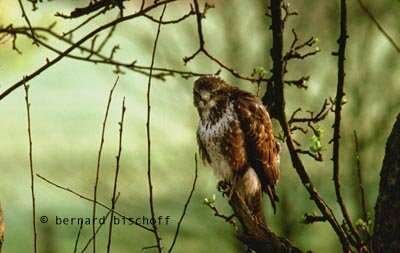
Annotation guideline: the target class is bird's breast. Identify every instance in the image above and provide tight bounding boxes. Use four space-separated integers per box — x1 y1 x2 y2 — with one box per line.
198 104 236 181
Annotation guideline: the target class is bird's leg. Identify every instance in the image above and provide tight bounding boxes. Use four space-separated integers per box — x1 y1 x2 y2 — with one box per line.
217 180 231 198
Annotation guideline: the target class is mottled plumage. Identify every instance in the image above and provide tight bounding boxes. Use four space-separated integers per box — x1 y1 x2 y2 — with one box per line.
193 76 280 217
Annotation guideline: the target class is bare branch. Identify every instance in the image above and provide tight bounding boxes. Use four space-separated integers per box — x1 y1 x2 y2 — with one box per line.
17 0 38 45
0 0 177 102
332 0 361 247
357 0 400 54
184 0 269 83
24 83 38 253
81 193 120 253
263 0 352 250
56 0 125 19
107 97 126 253
92 76 119 253
146 4 168 253
36 174 154 232
73 223 83 253
168 154 199 253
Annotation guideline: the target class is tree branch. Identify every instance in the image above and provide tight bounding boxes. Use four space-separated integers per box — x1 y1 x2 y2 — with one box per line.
332 0 361 248
0 0 176 103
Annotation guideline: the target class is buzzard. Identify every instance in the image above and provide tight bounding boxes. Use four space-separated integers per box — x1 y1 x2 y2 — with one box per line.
193 76 280 219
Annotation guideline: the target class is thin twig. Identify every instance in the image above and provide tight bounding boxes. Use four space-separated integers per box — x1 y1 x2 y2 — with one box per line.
204 202 237 229
353 131 368 222
36 174 154 232
168 154 199 253
63 9 104 37
17 0 38 45
143 6 194 25
107 97 126 253
183 0 269 83
92 76 119 253
146 4 167 253
357 0 400 53
73 223 84 253
333 0 361 247
24 83 38 253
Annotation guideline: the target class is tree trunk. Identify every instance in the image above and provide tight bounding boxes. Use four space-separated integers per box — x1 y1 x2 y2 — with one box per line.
372 113 400 252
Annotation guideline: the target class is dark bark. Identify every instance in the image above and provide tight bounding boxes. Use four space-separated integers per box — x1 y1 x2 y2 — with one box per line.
372 113 400 252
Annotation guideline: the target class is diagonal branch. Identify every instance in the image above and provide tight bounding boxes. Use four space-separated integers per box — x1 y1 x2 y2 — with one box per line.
36 174 154 232
0 0 177 103
357 0 400 54
168 154 199 253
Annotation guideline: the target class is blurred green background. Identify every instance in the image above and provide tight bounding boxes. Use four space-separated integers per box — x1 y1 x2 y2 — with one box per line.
0 0 399 252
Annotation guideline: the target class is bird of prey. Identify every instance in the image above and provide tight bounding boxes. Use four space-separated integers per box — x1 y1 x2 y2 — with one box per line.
193 76 280 222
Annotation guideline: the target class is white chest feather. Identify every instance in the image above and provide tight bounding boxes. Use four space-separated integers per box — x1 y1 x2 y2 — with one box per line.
198 104 236 181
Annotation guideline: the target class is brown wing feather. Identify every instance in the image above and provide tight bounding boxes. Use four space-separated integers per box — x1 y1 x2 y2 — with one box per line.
221 120 247 173
233 89 280 210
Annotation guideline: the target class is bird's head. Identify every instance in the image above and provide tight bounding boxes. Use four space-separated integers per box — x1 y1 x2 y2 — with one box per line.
193 76 229 112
